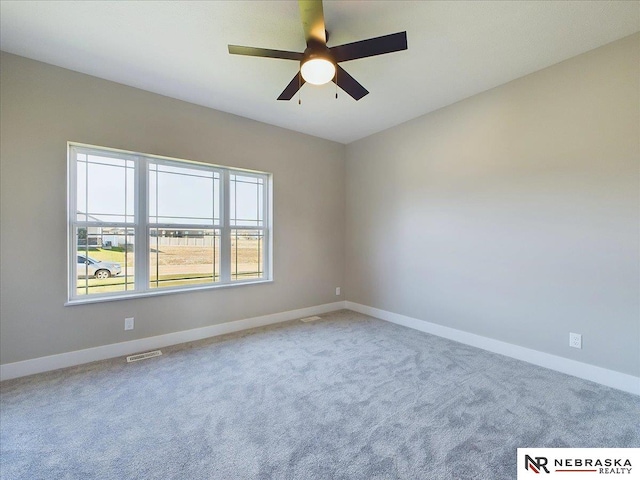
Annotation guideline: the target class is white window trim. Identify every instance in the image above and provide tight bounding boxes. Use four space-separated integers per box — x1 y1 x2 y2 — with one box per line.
67 142 272 305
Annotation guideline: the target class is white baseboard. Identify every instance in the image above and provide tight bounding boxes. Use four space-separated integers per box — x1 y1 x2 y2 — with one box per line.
0 301 347 382
4 300 637 396
345 301 640 396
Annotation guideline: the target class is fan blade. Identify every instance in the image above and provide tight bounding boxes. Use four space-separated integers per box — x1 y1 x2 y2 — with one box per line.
299 0 326 45
277 72 306 100
330 31 407 63
228 45 303 61
334 65 368 101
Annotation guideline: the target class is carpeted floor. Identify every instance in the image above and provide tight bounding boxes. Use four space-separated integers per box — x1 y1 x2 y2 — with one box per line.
1 309 639 479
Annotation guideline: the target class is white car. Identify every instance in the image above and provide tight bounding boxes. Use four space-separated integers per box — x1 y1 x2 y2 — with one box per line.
77 254 122 279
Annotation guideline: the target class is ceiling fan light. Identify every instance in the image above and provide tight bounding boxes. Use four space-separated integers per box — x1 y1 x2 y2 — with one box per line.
300 58 336 85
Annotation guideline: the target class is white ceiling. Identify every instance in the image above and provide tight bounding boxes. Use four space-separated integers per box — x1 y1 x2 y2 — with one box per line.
1 1 638 144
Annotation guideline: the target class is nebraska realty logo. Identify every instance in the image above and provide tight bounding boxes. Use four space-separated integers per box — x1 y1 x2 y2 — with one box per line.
517 448 639 478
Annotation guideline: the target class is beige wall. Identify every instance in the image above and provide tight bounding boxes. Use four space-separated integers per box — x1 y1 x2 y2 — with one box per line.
346 34 640 376
0 52 345 364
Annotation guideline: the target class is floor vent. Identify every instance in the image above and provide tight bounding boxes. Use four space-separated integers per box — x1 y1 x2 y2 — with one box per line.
300 316 322 323
127 350 162 363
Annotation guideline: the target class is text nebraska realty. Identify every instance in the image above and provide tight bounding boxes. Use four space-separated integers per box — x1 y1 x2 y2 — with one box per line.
558 457 632 475
527 455 633 475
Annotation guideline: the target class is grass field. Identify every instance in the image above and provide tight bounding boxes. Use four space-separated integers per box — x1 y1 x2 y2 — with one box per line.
76 238 263 295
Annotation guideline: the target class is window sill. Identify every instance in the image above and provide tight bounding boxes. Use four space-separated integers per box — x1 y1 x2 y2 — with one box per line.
65 278 273 306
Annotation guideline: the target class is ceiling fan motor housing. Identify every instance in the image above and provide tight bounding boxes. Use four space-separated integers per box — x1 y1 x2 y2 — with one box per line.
301 41 335 66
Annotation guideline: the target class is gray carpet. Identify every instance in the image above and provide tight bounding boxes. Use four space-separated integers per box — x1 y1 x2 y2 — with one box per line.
1 310 639 479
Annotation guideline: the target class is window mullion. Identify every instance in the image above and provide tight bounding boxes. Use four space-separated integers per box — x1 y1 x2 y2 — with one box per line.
135 156 148 292
68 146 78 299
220 169 231 283
264 174 271 280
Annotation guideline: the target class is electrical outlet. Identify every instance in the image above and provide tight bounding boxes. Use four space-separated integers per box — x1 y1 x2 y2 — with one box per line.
125 317 134 331
569 332 582 349
335 287 341 296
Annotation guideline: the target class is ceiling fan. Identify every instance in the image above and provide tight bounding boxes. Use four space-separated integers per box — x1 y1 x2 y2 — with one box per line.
228 0 408 101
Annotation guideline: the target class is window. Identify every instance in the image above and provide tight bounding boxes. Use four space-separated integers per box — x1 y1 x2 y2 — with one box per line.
68 144 271 302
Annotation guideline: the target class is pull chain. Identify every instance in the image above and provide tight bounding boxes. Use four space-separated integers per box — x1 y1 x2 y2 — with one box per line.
335 69 338 99
298 71 302 105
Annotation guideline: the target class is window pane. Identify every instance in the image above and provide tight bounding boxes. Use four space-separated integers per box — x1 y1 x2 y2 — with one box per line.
71 144 271 302
231 229 264 281
149 229 220 289
149 162 220 225
230 174 264 227
76 153 134 223
76 227 135 296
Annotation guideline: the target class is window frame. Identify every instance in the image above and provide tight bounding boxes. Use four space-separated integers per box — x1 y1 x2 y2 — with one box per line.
67 142 272 305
